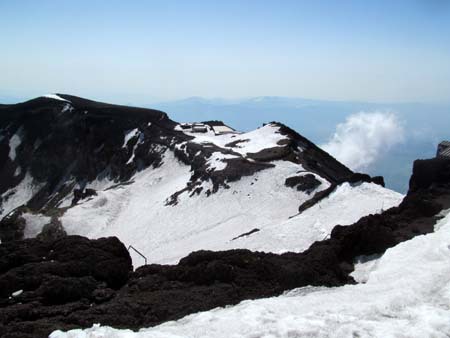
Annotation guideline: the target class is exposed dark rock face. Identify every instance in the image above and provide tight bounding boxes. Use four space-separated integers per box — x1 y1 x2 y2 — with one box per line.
408 157 450 193
0 158 448 338
36 219 67 242
225 139 249 148
346 173 385 187
231 228 260 240
202 120 233 128
276 123 353 183
0 236 132 337
0 95 184 220
285 174 321 193
0 207 27 241
0 235 132 297
72 188 97 205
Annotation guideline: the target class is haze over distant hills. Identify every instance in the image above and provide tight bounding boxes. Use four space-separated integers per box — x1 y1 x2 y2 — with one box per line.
151 96 450 193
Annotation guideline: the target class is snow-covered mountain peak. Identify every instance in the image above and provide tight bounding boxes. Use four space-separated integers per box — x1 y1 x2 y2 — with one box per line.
0 95 401 268
40 94 71 103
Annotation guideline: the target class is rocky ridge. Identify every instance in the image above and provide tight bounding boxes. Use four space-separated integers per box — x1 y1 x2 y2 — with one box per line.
0 95 378 244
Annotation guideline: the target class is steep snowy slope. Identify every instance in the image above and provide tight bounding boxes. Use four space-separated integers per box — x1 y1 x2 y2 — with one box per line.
61 151 401 265
53 210 450 338
0 94 401 268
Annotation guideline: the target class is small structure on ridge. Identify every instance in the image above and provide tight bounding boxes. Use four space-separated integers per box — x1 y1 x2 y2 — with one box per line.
436 141 450 158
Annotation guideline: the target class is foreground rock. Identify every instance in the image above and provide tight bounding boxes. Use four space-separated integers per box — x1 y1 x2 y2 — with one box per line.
0 236 132 337
0 158 448 338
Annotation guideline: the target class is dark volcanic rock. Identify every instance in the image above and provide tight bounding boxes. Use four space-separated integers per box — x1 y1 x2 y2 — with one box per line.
38 275 98 305
0 207 26 241
0 235 132 297
0 95 184 217
231 228 260 240
202 120 230 127
72 188 97 205
36 219 67 242
285 174 321 193
346 173 385 187
276 123 353 183
0 235 132 337
409 157 450 192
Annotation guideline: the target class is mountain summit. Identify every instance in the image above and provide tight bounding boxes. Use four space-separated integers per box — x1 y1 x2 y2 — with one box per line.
0 94 401 265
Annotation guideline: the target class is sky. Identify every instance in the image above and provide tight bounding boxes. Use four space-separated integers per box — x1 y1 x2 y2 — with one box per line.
1 0 450 104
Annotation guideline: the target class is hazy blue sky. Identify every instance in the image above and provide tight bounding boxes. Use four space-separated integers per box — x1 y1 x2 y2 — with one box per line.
1 0 449 103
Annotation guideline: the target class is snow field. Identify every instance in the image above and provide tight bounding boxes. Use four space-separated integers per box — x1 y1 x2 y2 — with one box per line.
61 150 402 267
8 133 21 161
22 213 51 238
0 173 43 219
183 123 288 157
42 94 71 102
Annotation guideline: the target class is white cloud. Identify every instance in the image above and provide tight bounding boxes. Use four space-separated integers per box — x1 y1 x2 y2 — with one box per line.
321 112 405 171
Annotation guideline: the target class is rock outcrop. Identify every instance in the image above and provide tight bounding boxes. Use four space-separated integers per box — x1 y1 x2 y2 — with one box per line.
0 235 132 337
0 95 182 216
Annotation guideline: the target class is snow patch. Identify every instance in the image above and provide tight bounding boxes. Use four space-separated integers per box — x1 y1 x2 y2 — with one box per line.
58 195 74 208
61 103 73 113
127 132 144 165
350 254 382 283
185 123 288 158
11 290 23 297
22 213 51 238
14 166 21 177
123 128 139 148
206 152 238 171
42 94 71 103
8 133 21 161
0 173 43 219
